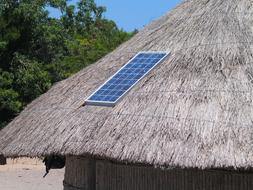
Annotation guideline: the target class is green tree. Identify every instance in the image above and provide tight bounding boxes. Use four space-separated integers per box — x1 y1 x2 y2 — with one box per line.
0 69 21 129
11 53 51 103
0 0 135 128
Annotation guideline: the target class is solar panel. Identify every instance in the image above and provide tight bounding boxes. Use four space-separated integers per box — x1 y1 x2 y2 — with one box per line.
85 52 169 107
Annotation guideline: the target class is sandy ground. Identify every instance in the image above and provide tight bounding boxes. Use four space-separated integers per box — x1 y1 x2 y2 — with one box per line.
0 158 64 190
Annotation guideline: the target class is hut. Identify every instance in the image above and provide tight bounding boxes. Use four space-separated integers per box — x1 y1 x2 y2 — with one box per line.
1 0 253 189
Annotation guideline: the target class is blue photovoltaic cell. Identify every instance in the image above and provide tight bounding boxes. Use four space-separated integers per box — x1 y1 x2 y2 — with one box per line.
85 52 169 106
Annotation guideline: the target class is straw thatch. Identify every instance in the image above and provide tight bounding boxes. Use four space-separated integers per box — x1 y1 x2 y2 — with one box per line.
1 0 253 169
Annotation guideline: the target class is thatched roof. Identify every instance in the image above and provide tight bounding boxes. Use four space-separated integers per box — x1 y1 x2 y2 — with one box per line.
1 0 253 169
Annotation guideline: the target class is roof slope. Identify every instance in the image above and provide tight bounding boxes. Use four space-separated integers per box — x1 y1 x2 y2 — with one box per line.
1 0 253 169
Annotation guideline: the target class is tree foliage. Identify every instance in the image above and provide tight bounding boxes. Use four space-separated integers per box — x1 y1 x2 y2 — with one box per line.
0 0 136 129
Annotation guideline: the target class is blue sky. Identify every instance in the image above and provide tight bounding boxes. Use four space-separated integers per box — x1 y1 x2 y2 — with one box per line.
48 0 181 31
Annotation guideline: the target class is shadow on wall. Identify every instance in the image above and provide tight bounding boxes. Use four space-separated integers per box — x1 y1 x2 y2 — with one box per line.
0 155 6 165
